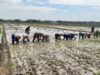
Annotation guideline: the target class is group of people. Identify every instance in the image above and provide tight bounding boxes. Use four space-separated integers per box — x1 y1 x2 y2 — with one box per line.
11 34 30 45
55 32 93 41
11 26 100 45
11 26 30 45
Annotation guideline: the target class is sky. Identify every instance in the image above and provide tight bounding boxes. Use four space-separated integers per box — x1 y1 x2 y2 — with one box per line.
0 0 100 21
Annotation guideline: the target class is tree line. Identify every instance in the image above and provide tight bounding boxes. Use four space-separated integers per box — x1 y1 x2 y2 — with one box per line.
0 19 100 26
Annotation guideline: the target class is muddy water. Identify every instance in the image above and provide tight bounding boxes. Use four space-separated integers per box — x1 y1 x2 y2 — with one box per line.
9 39 100 75
5 24 100 75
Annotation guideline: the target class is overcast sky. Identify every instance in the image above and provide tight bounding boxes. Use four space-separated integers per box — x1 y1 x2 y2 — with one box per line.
0 0 100 21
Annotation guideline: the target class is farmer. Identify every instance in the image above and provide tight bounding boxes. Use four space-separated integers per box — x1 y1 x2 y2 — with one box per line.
11 34 21 45
25 26 30 34
91 26 94 33
33 33 44 42
42 35 50 42
11 34 16 45
79 32 85 39
55 33 63 41
69 33 75 40
15 35 21 44
63 34 69 40
87 32 92 39
94 30 100 38
23 34 30 43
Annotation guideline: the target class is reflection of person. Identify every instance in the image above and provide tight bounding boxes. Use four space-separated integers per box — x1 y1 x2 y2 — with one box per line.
91 26 94 33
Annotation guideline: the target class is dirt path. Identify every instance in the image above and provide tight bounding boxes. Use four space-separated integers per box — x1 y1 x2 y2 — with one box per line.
0 66 10 75
0 25 11 75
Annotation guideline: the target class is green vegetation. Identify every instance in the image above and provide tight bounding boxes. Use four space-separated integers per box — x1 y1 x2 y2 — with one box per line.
81 38 100 43
7 61 14 67
0 19 100 27
55 59 64 64
97 72 100 75
0 28 3 34
27 72 33 75
42 51 49 55
89 38 100 42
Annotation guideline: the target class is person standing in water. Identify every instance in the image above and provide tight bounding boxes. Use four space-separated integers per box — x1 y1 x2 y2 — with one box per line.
11 34 16 45
91 26 94 33
25 26 30 34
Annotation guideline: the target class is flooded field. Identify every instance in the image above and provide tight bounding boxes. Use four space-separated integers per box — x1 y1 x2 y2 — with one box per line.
5 24 100 75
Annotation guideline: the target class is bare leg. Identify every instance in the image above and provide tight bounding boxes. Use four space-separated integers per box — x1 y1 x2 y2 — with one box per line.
33 36 36 42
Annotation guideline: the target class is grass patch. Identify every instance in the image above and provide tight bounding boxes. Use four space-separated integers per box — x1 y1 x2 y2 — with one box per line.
7 60 14 67
96 72 100 75
79 38 100 43
42 51 49 55
90 38 100 42
55 59 64 64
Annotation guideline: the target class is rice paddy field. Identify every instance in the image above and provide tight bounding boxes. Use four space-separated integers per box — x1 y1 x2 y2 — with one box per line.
5 24 100 75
